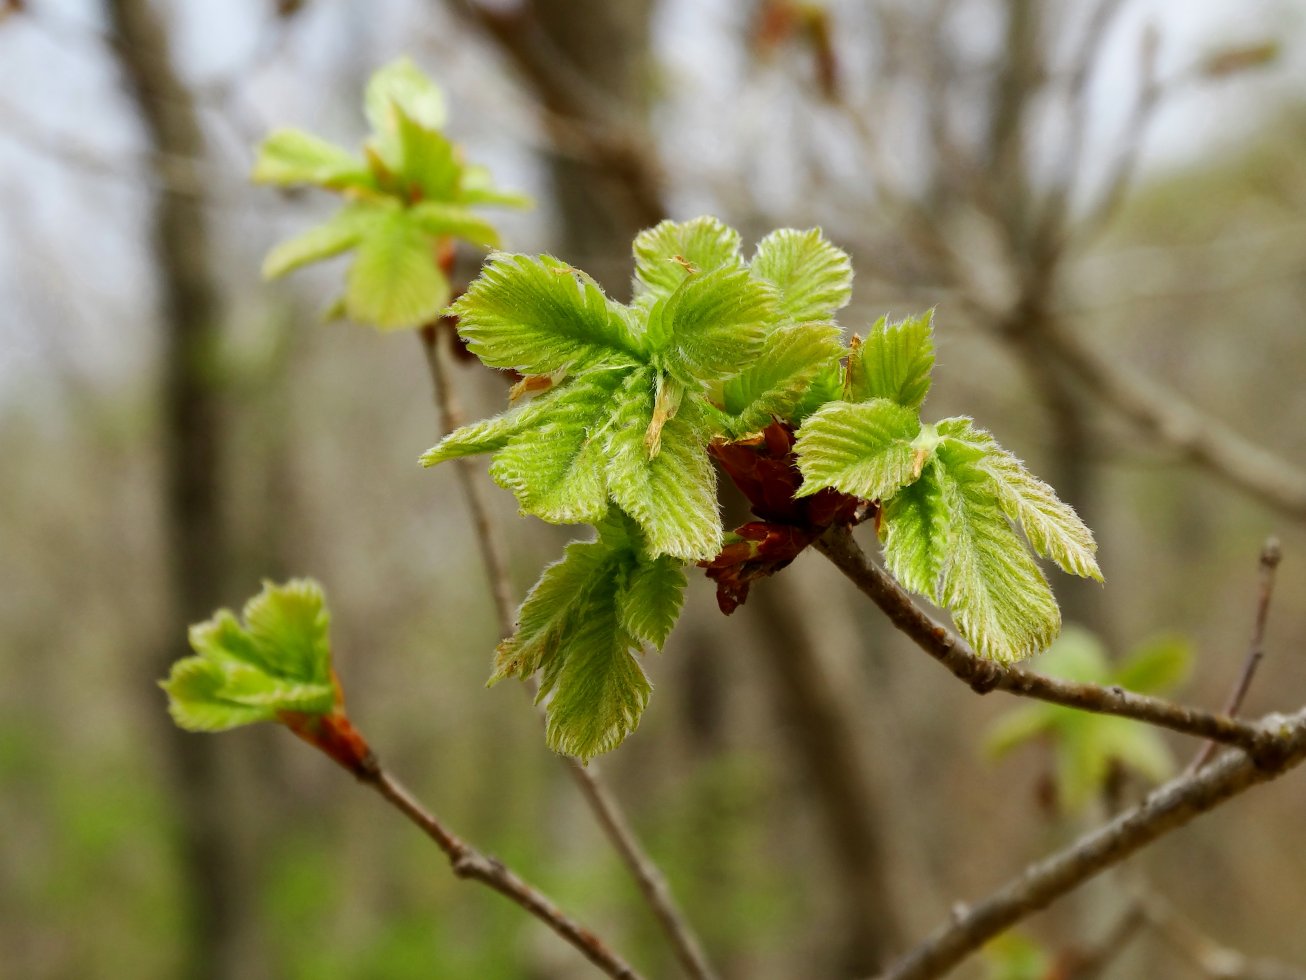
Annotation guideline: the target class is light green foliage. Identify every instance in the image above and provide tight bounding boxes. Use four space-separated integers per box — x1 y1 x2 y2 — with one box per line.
750 227 853 324
845 312 935 409
253 58 528 331
493 514 681 760
424 217 1105 756
450 254 637 373
792 399 922 501
161 580 336 732
981 932 1052 980
795 316 1101 663
985 627 1192 811
632 215 744 297
721 323 845 434
426 219 853 566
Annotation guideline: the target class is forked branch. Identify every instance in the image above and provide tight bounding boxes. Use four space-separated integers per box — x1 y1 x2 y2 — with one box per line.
814 525 1271 753
876 715 1306 980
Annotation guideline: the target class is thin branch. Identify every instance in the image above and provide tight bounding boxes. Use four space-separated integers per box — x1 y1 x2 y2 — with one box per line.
1040 323 1306 520
876 708 1306 980
418 324 719 980
1138 888 1306 980
813 525 1270 754
351 754 641 979
1187 536 1284 773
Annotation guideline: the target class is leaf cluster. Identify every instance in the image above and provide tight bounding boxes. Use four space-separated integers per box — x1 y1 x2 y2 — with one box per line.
162 579 337 731
794 314 1104 663
985 627 1192 812
253 58 529 329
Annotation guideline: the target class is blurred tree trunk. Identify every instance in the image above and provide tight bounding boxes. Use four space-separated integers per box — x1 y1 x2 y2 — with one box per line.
104 2 243 977
532 0 659 292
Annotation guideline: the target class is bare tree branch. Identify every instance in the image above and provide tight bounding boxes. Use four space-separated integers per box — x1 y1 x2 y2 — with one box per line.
813 525 1270 753
1187 536 1284 773
346 751 642 979
877 708 1306 980
1138 887 1306 980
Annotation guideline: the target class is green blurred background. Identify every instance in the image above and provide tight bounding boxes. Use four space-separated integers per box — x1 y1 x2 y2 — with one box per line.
3 1 1306 977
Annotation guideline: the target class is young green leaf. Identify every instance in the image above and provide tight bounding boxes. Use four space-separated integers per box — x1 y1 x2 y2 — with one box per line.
493 519 678 760
538 593 652 761
721 322 845 435
633 215 743 298
793 398 923 500
488 372 625 525
364 56 448 141
492 536 610 684
617 554 688 650
846 312 936 409
750 227 853 323
162 579 336 732
643 265 776 384
1113 634 1192 694
346 211 449 329
985 628 1181 811
251 129 373 190
606 371 723 561
262 203 390 280
460 164 533 209
940 418 1102 582
936 446 1060 663
880 456 950 602
395 107 461 202
409 202 501 249
420 397 546 467
450 253 638 374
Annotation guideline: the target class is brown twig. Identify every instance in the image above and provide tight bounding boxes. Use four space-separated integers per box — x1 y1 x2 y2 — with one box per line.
813 525 1270 754
1186 536 1284 773
347 754 641 978
1137 887 1306 980
417 324 719 980
876 711 1306 980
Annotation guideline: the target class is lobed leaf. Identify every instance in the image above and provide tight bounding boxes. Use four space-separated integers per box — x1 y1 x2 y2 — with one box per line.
644 265 776 384
793 398 922 500
262 203 389 280
409 201 500 249
494 519 680 760
941 418 1102 582
364 57 447 140
847 312 935 409
606 370 723 561
489 373 625 525
459 164 534 210
750 227 853 324
251 129 373 190
421 395 552 468
451 253 637 374
345 210 449 329
162 579 336 732
617 554 687 650
395 107 461 202
721 322 844 434
936 448 1060 663
880 456 950 602
633 216 743 298
538 590 652 761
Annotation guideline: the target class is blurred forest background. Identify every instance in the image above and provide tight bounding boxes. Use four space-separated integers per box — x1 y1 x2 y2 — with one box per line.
3 0 1306 977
